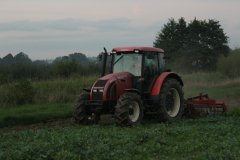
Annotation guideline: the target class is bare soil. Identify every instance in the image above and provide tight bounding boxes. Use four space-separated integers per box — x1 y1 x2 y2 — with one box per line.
1 118 73 133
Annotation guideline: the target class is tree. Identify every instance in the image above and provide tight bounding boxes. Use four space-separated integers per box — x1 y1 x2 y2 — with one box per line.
1 53 14 64
154 18 230 71
14 52 32 63
154 18 188 58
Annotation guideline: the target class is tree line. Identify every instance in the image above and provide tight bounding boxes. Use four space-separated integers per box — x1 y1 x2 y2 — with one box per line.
0 52 100 84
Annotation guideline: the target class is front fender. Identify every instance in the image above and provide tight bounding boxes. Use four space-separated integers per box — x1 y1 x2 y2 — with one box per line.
151 72 183 96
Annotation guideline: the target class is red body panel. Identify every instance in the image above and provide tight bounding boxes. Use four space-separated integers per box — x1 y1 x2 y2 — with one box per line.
112 46 164 53
151 72 180 96
90 72 133 101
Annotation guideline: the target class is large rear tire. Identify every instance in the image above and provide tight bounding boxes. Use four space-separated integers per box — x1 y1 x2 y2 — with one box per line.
158 79 184 121
115 92 143 127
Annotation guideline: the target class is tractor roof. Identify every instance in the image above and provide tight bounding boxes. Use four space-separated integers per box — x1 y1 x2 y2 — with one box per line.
112 47 164 53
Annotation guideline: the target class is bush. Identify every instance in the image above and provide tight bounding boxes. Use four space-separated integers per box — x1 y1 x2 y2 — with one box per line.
0 83 16 106
0 80 35 106
13 80 35 105
217 51 240 78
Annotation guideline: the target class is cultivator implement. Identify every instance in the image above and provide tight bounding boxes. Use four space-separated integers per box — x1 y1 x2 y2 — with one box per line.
185 93 227 117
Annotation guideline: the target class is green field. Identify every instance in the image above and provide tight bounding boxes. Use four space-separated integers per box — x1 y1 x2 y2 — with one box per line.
1 114 240 160
0 72 240 159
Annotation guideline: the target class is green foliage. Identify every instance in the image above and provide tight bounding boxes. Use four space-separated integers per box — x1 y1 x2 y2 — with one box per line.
1 115 240 159
217 49 240 78
0 52 100 83
53 60 79 77
0 80 35 106
154 18 229 71
0 83 16 106
13 80 35 105
227 107 240 117
154 18 188 56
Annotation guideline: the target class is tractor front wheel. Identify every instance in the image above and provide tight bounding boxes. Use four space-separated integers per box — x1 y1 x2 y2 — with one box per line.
115 92 143 126
73 93 88 124
73 93 99 124
158 79 184 121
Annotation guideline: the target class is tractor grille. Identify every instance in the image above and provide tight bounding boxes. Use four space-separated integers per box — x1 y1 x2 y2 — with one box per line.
92 91 103 100
94 80 107 87
91 80 107 100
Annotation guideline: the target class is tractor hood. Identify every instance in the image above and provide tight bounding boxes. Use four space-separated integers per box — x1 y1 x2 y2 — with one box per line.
90 72 133 101
99 72 133 83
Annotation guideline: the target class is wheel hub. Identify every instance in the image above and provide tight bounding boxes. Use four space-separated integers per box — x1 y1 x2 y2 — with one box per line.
165 88 181 117
128 101 140 122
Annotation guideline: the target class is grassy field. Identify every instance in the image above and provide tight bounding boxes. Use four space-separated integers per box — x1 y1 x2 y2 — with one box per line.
0 72 240 159
1 114 240 160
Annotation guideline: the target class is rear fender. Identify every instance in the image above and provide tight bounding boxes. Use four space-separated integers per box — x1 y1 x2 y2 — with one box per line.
151 72 183 96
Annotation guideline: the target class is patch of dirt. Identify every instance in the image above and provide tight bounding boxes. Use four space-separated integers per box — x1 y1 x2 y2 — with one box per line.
1 115 115 133
1 118 73 133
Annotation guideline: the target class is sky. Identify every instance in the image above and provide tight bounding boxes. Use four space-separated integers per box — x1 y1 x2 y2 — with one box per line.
0 0 239 60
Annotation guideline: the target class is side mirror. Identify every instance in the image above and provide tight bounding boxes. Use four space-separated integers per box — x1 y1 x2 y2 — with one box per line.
98 53 103 61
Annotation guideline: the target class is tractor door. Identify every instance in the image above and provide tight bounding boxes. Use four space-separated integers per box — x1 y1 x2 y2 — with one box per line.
143 53 160 92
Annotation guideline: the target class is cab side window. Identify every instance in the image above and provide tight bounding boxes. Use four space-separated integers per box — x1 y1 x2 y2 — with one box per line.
158 53 165 70
144 53 159 76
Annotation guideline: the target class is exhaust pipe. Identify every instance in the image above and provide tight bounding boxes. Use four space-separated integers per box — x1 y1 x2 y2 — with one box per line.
101 47 108 76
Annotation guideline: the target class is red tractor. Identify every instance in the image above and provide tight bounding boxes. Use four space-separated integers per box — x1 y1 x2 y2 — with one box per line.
73 47 227 126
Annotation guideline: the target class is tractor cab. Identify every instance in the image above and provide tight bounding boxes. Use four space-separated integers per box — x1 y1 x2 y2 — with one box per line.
101 47 166 92
74 46 185 126
112 47 165 76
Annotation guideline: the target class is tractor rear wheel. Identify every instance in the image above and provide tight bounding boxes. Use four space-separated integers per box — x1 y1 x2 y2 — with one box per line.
73 93 99 124
115 92 143 126
158 79 184 121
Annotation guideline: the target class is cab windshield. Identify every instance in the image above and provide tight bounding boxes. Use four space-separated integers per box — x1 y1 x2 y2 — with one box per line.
113 53 142 76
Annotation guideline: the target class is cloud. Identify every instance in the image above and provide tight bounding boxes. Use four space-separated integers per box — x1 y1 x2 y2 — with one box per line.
0 18 165 59
0 18 135 33
0 0 239 59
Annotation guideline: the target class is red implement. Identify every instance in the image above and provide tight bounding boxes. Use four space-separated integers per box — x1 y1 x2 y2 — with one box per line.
185 93 227 117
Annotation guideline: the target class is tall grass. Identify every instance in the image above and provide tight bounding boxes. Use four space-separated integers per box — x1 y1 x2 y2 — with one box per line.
182 72 240 93
217 52 240 78
0 76 97 107
33 76 96 104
